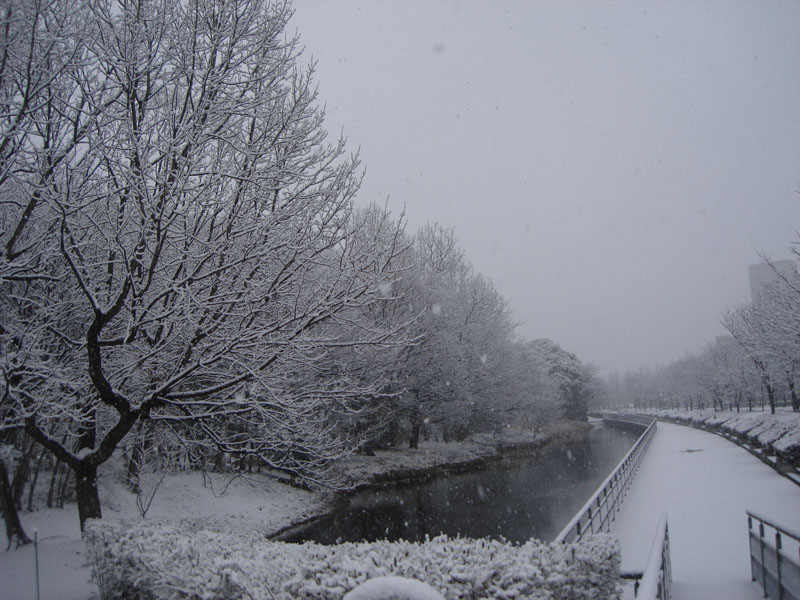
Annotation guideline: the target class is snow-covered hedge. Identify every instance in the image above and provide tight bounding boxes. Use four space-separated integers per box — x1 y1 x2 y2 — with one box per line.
86 520 620 600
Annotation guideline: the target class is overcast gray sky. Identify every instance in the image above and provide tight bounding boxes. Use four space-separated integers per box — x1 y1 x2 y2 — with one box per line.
290 0 800 374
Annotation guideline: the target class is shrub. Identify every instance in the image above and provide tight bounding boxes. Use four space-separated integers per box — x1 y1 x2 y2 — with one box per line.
86 520 620 600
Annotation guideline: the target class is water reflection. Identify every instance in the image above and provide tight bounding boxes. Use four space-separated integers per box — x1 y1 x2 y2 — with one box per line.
285 425 639 544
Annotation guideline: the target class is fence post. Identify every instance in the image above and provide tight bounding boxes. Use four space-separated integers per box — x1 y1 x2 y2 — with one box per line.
759 522 766 598
749 515 756 582
775 531 782 600
34 528 40 600
588 507 593 534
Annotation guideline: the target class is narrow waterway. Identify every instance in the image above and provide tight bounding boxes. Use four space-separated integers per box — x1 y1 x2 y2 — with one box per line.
284 424 640 544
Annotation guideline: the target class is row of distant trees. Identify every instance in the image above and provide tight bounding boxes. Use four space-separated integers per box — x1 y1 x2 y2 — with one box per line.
601 254 800 415
0 0 597 544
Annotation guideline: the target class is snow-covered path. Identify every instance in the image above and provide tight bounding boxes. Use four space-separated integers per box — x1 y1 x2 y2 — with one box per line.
613 421 800 600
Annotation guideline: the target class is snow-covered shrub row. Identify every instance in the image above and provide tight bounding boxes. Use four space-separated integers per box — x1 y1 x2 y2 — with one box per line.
644 409 800 466
86 520 621 600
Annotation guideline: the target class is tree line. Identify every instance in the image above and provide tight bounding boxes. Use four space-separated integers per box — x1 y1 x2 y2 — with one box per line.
601 254 800 415
0 0 597 545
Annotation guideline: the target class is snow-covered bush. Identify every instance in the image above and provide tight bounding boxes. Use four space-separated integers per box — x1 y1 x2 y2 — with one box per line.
772 427 800 465
86 520 621 600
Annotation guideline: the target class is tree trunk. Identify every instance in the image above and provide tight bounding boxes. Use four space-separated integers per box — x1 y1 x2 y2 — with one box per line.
788 380 799 413
213 451 225 472
765 382 776 415
409 398 421 449
126 443 142 494
409 421 420 449
75 464 102 530
27 445 48 512
47 459 60 508
12 438 34 509
0 458 31 548
57 464 72 508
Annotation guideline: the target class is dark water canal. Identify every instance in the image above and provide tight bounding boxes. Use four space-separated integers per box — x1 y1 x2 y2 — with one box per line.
282 424 640 544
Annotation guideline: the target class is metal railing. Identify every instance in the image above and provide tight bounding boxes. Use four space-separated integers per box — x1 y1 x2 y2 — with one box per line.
748 510 800 600
599 413 658 428
621 514 673 600
555 415 657 543
637 514 672 600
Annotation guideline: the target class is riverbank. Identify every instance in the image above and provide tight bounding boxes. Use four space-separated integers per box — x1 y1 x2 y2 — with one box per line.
0 420 593 599
271 420 596 541
335 420 592 490
80 421 622 600
278 421 634 545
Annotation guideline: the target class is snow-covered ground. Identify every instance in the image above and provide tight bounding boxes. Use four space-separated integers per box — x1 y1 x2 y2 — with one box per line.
612 421 800 600
1 468 330 600
620 407 800 462
0 431 546 600
8 419 794 599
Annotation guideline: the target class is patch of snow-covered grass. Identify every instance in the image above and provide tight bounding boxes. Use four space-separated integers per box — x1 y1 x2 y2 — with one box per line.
0 509 92 600
86 519 621 600
1 459 332 600
99 467 332 537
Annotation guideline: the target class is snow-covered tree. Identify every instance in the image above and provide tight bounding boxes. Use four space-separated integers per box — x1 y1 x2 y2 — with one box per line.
704 336 762 412
0 0 410 528
504 341 561 428
718 257 800 413
396 224 524 445
748 262 800 411
305 204 417 454
605 257 800 416
724 301 785 414
529 339 594 422
400 224 471 446
0 0 102 547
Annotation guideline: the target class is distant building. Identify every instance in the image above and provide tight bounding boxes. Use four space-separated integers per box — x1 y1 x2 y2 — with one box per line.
748 259 797 300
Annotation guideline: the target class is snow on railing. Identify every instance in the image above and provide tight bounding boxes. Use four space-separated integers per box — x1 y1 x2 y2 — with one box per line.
747 510 800 600
555 415 656 543
635 514 672 600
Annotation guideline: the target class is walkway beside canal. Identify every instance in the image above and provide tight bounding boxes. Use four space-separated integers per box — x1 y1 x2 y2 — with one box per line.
612 421 800 600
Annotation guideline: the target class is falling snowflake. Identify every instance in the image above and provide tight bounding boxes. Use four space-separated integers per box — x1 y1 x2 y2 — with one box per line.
477 485 488 502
